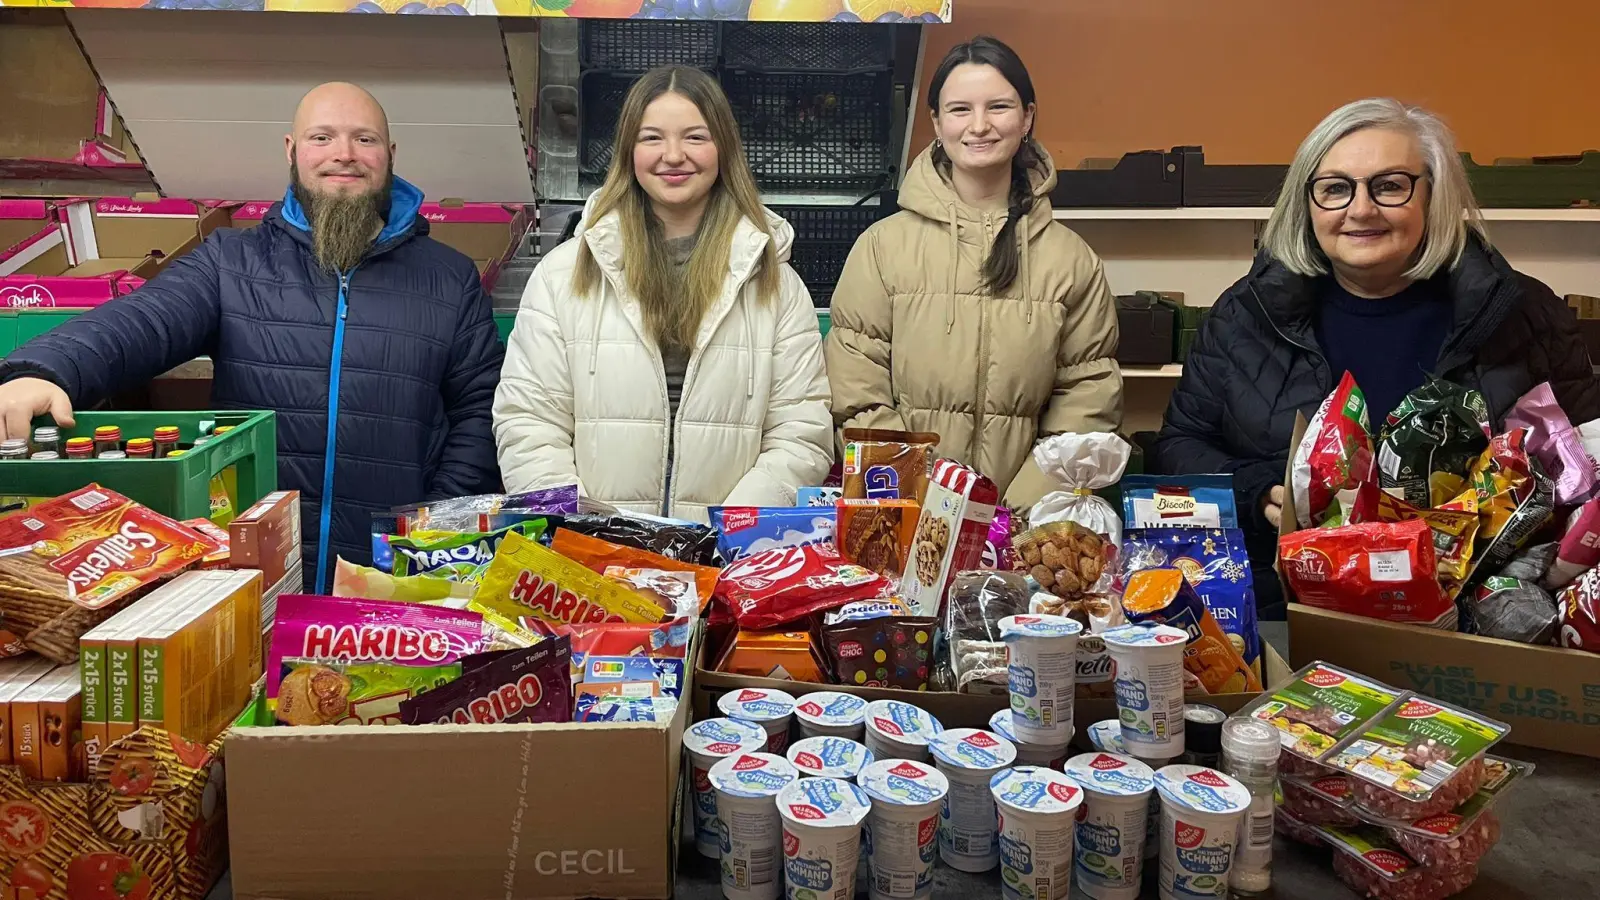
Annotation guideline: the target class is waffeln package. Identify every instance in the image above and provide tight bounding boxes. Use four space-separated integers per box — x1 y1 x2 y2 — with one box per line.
10 664 82 781
900 460 999 618
1121 527 1260 676
835 499 920 579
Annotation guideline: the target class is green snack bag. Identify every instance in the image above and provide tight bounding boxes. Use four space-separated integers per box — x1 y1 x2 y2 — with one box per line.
1376 378 1491 508
390 519 548 581
275 658 462 726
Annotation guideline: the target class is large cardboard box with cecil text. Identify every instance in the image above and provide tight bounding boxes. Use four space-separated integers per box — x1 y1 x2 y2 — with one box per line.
1278 413 1600 759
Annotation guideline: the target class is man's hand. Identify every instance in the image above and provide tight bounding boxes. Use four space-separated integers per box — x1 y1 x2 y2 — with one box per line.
1262 484 1286 529
0 378 74 441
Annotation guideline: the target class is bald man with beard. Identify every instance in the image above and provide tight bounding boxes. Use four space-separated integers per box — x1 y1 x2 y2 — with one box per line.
0 82 505 591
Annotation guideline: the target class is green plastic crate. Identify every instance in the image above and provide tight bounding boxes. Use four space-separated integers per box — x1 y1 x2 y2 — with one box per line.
494 311 514 344
817 309 831 338
0 312 16 358
1462 150 1600 208
0 309 87 356
0 410 277 521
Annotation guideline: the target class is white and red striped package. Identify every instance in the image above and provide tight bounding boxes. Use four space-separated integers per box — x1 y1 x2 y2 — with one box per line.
899 460 999 618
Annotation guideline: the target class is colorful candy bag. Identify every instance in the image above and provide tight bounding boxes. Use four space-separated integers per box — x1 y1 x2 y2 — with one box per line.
1122 567 1260 694
551 528 719 608
1466 429 1555 576
1120 527 1260 676
555 512 721 565
1293 372 1375 528
1279 520 1453 628
389 520 547 582
474 531 667 626
1505 381 1599 506
266 593 490 712
715 543 891 630
1376 379 1491 509
980 507 1017 570
332 557 474 606
275 658 461 726
399 637 573 726
392 486 580 533
710 507 837 561
819 597 936 691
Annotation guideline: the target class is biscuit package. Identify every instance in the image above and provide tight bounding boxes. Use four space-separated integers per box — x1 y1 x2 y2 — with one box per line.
1122 567 1261 695
1120 474 1240 530
1024 432 1131 547
1293 372 1376 528
835 499 919 579
900 460 1000 618
841 428 939 502
944 570 1029 693
602 567 698 618
474 530 668 626
710 507 836 562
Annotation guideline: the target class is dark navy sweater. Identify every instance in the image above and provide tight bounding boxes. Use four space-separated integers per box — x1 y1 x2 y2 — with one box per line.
1314 277 1452 425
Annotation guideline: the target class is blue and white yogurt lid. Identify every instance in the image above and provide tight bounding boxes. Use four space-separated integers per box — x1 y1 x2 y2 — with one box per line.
709 752 799 799
1101 623 1188 650
858 759 950 807
777 777 872 828
865 699 943 745
998 613 1084 640
787 737 875 779
1086 719 1126 754
1153 764 1251 815
928 728 1018 772
793 691 868 729
718 687 797 724
1063 752 1156 798
684 717 768 758
989 766 1085 815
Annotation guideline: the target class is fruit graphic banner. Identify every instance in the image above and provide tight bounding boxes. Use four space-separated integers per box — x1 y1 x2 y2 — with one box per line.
0 0 952 22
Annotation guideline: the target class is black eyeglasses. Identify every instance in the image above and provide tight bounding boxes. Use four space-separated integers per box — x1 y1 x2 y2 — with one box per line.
1307 171 1424 210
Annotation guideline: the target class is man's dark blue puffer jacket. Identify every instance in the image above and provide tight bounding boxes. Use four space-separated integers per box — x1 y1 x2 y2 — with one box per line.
0 177 504 591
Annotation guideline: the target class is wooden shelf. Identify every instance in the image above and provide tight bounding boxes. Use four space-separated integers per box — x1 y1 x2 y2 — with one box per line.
1054 207 1600 222
1122 364 1184 378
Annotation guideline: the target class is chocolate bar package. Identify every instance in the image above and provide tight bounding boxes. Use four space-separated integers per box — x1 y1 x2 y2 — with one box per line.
841 428 939 502
399 636 572 725
836 499 920 579
710 506 837 562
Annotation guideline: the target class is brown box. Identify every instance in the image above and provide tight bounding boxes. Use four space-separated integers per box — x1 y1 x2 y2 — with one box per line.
0 656 58 766
714 629 828 683
10 665 79 782
229 489 302 641
138 570 262 745
835 498 920 579
1278 413 1600 758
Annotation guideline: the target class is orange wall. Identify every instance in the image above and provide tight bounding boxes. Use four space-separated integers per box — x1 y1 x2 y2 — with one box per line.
916 0 1600 168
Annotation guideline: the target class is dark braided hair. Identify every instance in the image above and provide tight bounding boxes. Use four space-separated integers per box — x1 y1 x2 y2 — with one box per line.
928 35 1040 296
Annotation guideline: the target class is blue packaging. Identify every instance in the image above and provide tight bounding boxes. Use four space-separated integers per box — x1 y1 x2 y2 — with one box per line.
582 655 687 699
1120 475 1239 530
1120 526 1260 673
710 506 836 561
573 695 679 723
796 486 845 508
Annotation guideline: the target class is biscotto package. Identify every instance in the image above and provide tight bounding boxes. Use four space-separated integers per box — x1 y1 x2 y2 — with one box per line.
1121 527 1260 677
400 637 572 726
841 428 940 502
901 460 999 618
1466 428 1555 576
265 593 489 714
389 519 547 582
1123 567 1260 695
835 499 919 579
1348 483 1479 596
1279 520 1454 628
1121 475 1240 530
1505 381 1599 506
710 507 837 562
0 486 212 662
276 658 460 726
715 543 891 630
474 530 667 626
1293 373 1376 528
1376 378 1491 508
551 527 719 608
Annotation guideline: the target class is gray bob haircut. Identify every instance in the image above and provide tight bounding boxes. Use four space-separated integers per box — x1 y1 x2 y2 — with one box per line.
1260 98 1489 280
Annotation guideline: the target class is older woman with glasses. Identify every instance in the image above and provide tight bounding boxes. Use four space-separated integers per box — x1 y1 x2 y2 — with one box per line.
1153 97 1600 616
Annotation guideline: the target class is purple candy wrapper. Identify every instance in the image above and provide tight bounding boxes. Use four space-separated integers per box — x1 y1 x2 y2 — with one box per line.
982 507 1016 570
1506 383 1599 507
400 636 573 726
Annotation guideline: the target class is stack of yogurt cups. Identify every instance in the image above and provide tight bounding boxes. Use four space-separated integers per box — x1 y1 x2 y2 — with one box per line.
863 699 944 762
793 690 869 741
995 613 1084 765
1100 622 1191 862
708 752 800 900
684 718 770 860
858 758 950 900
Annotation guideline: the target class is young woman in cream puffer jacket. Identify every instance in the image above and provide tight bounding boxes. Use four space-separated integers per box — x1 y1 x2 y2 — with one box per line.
493 192 833 521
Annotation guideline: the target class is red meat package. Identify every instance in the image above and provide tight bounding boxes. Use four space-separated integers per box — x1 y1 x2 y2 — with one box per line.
1279 520 1453 628
714 543 892 630
1556 563 1600 653
1292 372 1375 528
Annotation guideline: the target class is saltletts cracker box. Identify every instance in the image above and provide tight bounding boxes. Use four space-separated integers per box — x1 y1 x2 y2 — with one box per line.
1279 413 1600 758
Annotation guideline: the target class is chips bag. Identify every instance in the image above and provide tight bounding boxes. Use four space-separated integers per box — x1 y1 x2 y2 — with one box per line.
1376 379 1491 508
1465 576 1559 644
1279 520 1453 628
1557 565 1600 654
554 512 721 565
1293 372 1375 528
276 658 461 726
1467 429 1555 577
1505 381 1600 507
474 531 667 626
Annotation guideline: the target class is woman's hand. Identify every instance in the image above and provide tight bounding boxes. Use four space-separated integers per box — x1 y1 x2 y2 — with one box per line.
1262 485 1286 528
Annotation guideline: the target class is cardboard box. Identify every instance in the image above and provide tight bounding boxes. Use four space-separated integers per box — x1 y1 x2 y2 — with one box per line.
9 665 78 781
80 592 193 774
226 201 529 292
0 198 227 307
106 580 220 748
900 460 999 618
0 657 60 767
229 489 303 638
138 570 262 744
226 638 697 900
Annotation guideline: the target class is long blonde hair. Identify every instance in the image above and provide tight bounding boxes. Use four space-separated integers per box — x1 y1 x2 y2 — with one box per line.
572 67 780 350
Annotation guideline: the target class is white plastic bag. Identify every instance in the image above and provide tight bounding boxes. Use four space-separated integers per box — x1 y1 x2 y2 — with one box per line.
1026 432 1131 547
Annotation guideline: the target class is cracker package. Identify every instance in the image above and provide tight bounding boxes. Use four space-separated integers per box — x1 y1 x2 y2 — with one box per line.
1376 378 1491 508
1293 372 1376 528
1025 432 1131 547
841 428 940 502
1279 520 1453 628
551 527 720 607
1348 483 1479 596
0 486 212 662
1467 428 1555 576
1120 527 1259 677
1505 381 1599 507
900 460 999 617
474 530 667 626
1012 520 1113 604
1123 567 1260 695
835 499 919 579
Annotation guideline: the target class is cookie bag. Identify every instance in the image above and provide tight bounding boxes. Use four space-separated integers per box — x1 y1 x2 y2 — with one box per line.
1011 520 1115 604
1505 381 1599 507
1293 371 1376 528
1025 432 1132 548
944 569 1029 692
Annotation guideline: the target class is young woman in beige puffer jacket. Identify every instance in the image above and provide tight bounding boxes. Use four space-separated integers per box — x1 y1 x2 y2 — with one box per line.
826 36 1123 511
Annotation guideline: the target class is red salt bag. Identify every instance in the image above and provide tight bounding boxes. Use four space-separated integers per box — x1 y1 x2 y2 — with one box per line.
1279 520 1453 628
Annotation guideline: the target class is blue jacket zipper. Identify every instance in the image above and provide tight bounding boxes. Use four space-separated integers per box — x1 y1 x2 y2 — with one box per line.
313 267 356 592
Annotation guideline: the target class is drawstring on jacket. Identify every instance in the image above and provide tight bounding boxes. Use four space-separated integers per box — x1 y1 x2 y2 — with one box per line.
946 206 959 335
1020 217 1034 324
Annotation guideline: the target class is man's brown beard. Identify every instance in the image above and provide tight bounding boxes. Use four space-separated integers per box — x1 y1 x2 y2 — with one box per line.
290 160 391 274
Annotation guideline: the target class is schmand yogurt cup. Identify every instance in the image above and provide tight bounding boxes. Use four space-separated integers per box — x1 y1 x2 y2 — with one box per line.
1153 765 1251 900
777 776 873 900
1103 624 1188 759
989 709 1071 767
794 690 869 740
999 614 1083 744
858 759 950 900
787 736 876 780
1063 752 1156 900
720 687 798 753
990 766 1085 900
864 699 943 761
684 717 769 859
710 752 799 900
928 728 1017 873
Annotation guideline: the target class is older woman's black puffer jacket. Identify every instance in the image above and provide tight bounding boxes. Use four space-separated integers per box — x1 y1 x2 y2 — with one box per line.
1153 235 1600 612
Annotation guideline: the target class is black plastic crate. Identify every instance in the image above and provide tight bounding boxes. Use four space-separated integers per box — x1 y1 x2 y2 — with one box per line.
578 71 634 176
1051 150 1183 208
774 203 894 308
580 20 720 71
1179 146 1289 207
721 22 893 71
1462 151 1600 208
724 70 894 189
